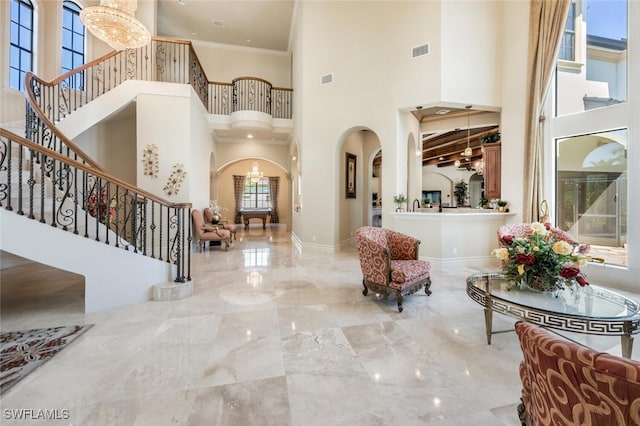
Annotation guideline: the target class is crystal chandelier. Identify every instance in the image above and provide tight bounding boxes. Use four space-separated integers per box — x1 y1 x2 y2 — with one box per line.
80 0 151 51
247 162 264 183
464 105 473 157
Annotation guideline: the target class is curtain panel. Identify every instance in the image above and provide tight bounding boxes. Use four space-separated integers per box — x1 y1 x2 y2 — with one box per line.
233 175 245 224
523 0 570 222
269 176 279 223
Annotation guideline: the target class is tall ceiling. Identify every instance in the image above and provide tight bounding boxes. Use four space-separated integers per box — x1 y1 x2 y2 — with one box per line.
156 0 296 52
154 2 501 163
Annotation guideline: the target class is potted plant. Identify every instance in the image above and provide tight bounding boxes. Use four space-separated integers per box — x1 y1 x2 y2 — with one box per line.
480 131 501 144
423 197 432 208
479 197 489 209
497 199 508 212
393 193 407 212
454 180 468 206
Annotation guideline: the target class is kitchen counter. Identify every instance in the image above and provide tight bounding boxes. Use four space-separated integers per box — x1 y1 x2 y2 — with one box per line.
390 209 515 267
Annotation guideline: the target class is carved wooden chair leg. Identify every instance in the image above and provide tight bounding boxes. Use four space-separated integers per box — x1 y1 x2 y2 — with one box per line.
362 281 368 296
424 278 433 296
396 293 404 312
517 401 528 426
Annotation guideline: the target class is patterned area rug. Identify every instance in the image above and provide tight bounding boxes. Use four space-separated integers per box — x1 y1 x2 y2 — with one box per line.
0 325 93 395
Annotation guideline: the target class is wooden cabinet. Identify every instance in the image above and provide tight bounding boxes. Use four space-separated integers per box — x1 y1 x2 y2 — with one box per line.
483 143 501 199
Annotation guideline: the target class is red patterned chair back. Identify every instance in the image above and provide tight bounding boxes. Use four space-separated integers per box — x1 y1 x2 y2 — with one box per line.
497 223 578 247
516 321 640 425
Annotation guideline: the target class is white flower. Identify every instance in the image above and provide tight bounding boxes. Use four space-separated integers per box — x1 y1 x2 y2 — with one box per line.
552 240 573 256
530 222 547 236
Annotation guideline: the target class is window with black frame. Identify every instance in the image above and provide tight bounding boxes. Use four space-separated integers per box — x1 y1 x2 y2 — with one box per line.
61 1 85 90
9 0 34 91
242 178 271 209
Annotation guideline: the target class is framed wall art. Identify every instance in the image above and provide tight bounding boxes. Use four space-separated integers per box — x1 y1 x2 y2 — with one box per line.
346 152 356 199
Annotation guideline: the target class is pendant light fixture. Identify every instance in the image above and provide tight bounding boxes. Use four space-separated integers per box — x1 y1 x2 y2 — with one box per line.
247 162 264 183
464 105 473 157
80 0 151 51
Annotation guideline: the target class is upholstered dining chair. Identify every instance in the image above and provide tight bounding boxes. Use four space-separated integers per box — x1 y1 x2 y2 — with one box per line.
515 321 640 426
192 209 231 251
354 226 432 312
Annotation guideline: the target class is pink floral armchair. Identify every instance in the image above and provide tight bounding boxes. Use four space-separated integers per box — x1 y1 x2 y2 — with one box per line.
354 226 432 312
516 321 640 425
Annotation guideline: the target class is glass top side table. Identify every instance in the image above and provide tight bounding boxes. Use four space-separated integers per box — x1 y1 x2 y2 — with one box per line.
466 272 640 358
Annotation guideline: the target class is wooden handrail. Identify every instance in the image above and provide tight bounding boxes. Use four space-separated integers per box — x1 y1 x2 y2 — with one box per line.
23 72 104 171
232 76 273 85
0 128 191 209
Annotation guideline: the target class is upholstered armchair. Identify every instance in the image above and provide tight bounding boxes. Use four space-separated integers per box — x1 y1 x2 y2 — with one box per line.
203 207 238 241
192 209 231 251
354 226 432 312
515 321 640 425
497 223 578 248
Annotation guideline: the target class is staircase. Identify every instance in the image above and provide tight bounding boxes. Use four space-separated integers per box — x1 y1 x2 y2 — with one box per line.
2 37 293 313
0 39 205 313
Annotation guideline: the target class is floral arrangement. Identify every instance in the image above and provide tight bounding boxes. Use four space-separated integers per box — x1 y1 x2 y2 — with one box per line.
491 222 592 291
87 189 116 224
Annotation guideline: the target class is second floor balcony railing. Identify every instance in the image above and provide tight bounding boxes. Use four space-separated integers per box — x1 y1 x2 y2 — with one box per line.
26 37 292 131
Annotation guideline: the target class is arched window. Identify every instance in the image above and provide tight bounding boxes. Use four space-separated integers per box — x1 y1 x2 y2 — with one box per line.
62 0 85 89
9 0 34 91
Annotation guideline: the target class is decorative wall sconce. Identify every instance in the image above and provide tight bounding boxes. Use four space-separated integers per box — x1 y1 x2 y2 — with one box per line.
163 163 187 196
142 144 159 178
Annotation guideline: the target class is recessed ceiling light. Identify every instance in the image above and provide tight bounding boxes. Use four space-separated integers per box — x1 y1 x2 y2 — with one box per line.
247 133 253 139
177 0 185 4
435 109 450 115
245 38 252 43
212 19 224 29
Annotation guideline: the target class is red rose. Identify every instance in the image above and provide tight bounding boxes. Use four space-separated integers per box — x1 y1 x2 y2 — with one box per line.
559 264 580 279
576 276 589 287
502 235 514 245
544 222 552 230
516 253 535 265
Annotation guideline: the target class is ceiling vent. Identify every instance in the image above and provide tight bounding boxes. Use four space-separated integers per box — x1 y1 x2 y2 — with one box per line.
321 73 333 85
412 43 429 59
212 19 225 29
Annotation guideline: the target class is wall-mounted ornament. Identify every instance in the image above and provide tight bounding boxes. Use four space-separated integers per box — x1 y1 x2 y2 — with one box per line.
163 163 187 196
142 144 159 178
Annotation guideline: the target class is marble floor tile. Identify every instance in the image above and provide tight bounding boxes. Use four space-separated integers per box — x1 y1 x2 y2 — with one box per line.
2 226 638 425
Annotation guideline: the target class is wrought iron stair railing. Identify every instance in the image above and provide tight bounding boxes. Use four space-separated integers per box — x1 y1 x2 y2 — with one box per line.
0 128 192 283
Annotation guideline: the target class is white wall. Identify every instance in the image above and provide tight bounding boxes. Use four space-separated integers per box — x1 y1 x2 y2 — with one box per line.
136 90 212 209
73 108 137 185
192 41 291 87
441 0 502 107
290 0 513 250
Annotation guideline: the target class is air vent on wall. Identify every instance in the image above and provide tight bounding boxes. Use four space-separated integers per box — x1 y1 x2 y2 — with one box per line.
412 43 429 59
321 73 333 85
